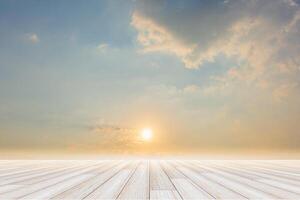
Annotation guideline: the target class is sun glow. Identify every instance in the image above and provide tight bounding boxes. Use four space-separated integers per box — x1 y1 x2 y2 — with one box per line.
141 128 153 141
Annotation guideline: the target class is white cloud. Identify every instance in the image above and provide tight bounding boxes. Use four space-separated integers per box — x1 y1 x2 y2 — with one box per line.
79 122 143 152
284 0 298 6
183 84 200 93
131 11 196 68
132 1 299 68
25 33 39 44
96 43 109 53
132 0 300 102
272 83 298 102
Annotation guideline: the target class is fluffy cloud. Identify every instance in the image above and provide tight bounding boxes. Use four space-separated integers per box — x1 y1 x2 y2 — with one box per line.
132 0 299 68
25 33 39 44
88 123 141 151
131 11 195 67
132 0 300 101
272 82 298 102
96 43 109 53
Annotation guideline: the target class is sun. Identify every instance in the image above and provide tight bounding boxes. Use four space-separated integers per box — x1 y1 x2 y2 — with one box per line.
141 128 153 141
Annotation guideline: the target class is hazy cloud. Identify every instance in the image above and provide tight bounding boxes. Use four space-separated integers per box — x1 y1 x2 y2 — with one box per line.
96 43 109 53
132 0 300 101
131 11 196 68
25 33 39 44
132 0 300 72
272 83 298 102
83 123 143 152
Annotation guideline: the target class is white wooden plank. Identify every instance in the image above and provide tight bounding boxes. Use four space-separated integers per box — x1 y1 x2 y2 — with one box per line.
13 163 92 185
249 166 300 181
0 164 102 199
258 178 300 194
52 161 127 199
160 161 185 179
171 178 213 199
0 165 56 181
250 161 300 174
175 164 246 199
149 161 182 199
229 161 300 181
20 174 93 200
149 161 176 190
0 162 90 186
84 162 138 199
117 161 149 199
197 162 300 199
0 160 79 181
208 161 300 198
162 161 213 199
150 190 182 200
0 160 298 200
203 172 275 199
0 184 23 193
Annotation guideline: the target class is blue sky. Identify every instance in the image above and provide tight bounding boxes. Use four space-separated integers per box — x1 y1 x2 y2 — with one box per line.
0 0 300 154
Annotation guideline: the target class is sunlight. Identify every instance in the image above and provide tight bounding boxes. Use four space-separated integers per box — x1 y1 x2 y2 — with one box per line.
141 128 153 141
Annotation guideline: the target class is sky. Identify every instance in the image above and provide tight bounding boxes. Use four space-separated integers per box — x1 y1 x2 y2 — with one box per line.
0 0 300 156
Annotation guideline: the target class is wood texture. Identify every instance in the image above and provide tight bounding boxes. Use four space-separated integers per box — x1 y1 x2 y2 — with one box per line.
0 160 299 199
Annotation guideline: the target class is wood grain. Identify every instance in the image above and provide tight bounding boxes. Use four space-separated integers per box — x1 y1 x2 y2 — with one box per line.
0 160 298 199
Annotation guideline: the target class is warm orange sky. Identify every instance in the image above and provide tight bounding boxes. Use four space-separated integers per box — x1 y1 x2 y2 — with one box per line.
0 0 300 156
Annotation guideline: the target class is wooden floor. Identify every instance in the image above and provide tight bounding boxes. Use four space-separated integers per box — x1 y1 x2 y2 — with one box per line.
0 160 299 199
